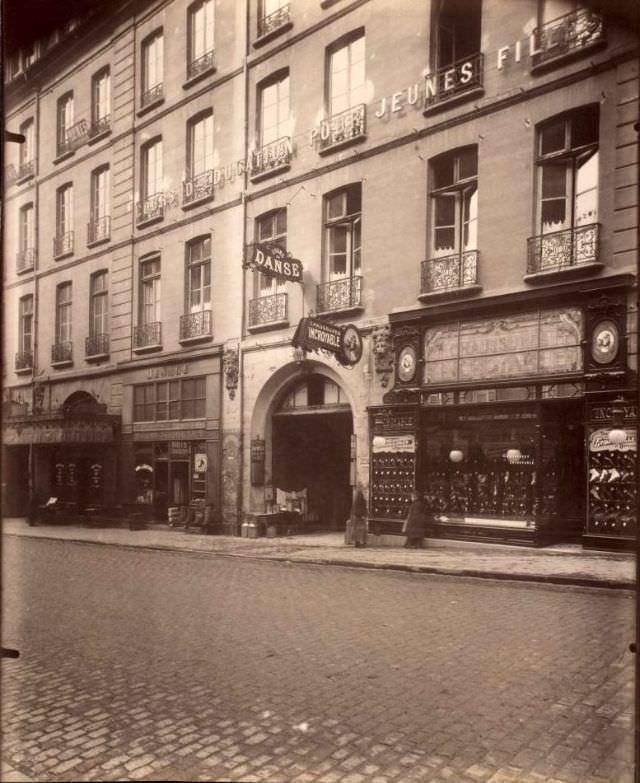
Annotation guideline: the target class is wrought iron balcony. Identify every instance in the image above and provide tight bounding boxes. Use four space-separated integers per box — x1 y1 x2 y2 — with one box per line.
179 310 212 341
421 251 479 294
16 248 36 273
527 223 600 275
317 104 366 153
183 170 214 205
316 276 362 313
258 3 291 38
424 53 484 110
531 8 605 70
133 321 162 349
18 160 35 180
187 50 215 80
141 83 163 109
249 293 288 328
88 114 111 138
85 333 109 358
250 137 292 181
87 215 111 245
57 119 88 156
136 194 164 225
51 341 73 364
15 351 33 371
53 231 74 258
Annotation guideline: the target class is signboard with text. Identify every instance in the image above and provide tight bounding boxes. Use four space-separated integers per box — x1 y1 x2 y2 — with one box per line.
244 243 303 283
292 317 363 367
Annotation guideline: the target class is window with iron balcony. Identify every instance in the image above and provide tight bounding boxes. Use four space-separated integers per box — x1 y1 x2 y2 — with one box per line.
420 146 481 301
17 248 37 273
526 105 601 281
531 5 605 73
90 67 111 140
18 119 35 180
51 341 73 365
184 112 214 206
187 0 215 82
253 71 291 181
140 30 163 112
17 295 34 373
87 271 109 359
135 255 162 351
256 1 292 45
249 209 289 331
424 0 483 114
15 351 33 372
138 139 164 226
181 236 212 342
53 283 73 365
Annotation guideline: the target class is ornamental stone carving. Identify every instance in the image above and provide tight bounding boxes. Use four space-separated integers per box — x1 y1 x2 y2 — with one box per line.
371 325 394 387
223 348 239 400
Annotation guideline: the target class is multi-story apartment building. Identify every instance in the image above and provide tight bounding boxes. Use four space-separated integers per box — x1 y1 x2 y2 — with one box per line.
3 0 639 549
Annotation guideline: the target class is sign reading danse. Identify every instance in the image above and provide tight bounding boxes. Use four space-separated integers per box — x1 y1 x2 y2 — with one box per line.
244 243 303 283
292 317 363 367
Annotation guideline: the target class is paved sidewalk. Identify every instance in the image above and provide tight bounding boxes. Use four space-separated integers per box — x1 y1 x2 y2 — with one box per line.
3 517 635 589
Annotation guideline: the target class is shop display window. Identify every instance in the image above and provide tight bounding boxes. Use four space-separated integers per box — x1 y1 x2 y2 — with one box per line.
587 428 636 538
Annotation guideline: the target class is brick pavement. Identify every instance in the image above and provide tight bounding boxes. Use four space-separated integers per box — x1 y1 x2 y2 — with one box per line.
1 518 635 589
1 534 635 783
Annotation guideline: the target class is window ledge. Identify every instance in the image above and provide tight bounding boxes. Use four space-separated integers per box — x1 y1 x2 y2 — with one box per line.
17 265 35 276
136 214 164 230
87 129 112 146
137 97 164 118
87 236 110 249
183 65 217 90
318 134 366 157
315 305 364 318
524 262 604 284
320 0 342 7
54 250 74 261
51 359 73 368
248 319 289 334
423 86 485 117
179 334 213 345
85 352 109 363
530 40 606 76
418 284 482 303
249 163 291 183
133 343 163 354
253 21 293 49
181 193 214 211
15 366 33 375
53 150 75 165
16 173 35 185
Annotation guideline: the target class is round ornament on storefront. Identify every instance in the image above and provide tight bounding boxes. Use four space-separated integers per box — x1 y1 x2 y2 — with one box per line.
591 319 619 365
397 345 417 383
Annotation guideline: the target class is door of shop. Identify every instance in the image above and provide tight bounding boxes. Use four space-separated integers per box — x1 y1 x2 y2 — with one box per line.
272 410 353 530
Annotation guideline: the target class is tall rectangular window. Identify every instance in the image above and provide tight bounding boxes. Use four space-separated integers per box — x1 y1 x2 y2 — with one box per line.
57 92 74 154
19 295 34 354
142 30 163 101
56 183 74 252
19 118 34 171
189 0 214 68
256 209 287 295
56 282 72 343
90 271 108 337
19 203 35 255
91 67 111 129
259 72 290 146
434 0 482 69
186 237 211 313
325 184 361 281
91 166 110 221
142 139 163 199
430 146 478 258
140 256 161 325
188 113 214 178
328 33 365 116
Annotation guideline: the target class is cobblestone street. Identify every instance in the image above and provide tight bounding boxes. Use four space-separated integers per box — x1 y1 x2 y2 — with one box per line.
2 536 634 782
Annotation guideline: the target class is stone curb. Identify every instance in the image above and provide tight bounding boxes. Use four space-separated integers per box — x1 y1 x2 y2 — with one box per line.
4 531 634 592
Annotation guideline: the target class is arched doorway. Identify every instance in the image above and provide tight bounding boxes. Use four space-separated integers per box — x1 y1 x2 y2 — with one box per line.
270 373 353 531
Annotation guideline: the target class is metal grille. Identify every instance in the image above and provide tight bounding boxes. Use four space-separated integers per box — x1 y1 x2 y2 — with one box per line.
133 322 162 348
51 341 73 363
248 293 288 327
258 4 290 38
527 224 600 274
421 251 478 293
179 311 212 340
53 231 74 257
85 334 110 357
87 216 111 244
532 9 604 68
317 276 362 313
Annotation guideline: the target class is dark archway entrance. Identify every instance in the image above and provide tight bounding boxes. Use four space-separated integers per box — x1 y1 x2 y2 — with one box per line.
271 375 353 531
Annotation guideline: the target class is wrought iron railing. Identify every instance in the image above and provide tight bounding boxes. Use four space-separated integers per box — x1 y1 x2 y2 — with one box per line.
179 310 212 340
527 223 600 274
424 53 484 109
141 83 163 108
17 248 37 272
89 115 111 138
258 3 291 38
51 341 73 364
18 160 35 179
87 215 111 244
57 119 88 156
85 333 109 357
249 293 288 327
53 231 74 257
250 137 292 179
15 351 33 371
421 251 479 294
187 50 215 80
317 276 362 313
133 321 162 348
183 170 214 205
531 8 604 68
136 194 164 224
318 104 366 153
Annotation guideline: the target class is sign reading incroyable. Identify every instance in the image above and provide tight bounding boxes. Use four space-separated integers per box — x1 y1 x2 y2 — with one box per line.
292 317 363 367
244 243 303 283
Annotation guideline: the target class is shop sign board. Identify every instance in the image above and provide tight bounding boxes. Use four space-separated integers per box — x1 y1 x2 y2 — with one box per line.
194 453 208 473
372 434 415 454
3 420 114 444
292 317 363 366
250 438 265 486
244 243 303 283
170 440 190 458
589 428 637 452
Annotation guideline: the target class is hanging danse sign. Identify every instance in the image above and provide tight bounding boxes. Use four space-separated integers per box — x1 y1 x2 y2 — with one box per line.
244 243 303 283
